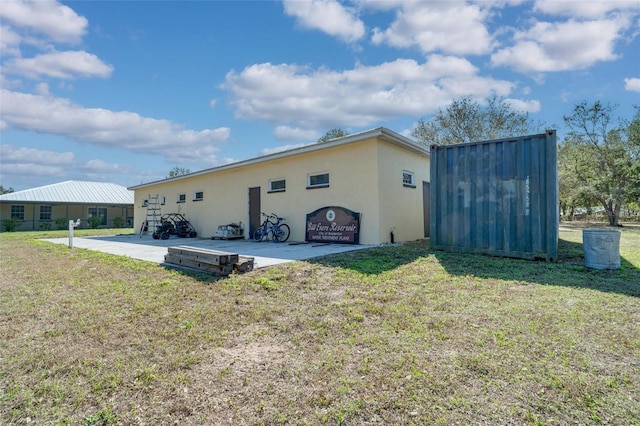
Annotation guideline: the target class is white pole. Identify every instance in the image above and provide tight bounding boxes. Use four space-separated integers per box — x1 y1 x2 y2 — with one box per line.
68 218 81 248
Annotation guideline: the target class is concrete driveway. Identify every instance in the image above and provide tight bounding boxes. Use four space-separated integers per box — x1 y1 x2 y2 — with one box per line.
43 234 372 269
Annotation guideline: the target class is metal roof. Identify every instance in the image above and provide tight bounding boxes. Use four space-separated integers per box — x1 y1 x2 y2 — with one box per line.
130 127 429 190
0 181 134 205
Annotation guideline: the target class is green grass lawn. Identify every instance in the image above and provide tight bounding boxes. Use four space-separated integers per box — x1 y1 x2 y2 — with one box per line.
1 223 638 425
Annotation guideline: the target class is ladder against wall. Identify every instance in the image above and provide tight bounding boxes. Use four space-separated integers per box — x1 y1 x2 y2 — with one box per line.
139 194 161 237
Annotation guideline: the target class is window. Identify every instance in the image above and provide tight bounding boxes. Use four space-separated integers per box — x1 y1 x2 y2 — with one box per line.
193 191 204 201
307 172 330 189
177 193 186 203
142 199 149 207
402 170 416 188
88 207 107 226
161 196 166 205
40 206 52 221
268 179 286 193
11 205 25 220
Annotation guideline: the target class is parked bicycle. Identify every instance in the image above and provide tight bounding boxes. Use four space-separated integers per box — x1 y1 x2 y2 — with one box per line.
253 212 290 242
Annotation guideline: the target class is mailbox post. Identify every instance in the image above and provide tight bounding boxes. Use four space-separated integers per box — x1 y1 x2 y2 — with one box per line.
68 219 81 248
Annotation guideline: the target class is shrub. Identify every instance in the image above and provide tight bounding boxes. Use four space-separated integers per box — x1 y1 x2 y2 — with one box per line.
39 222 52 230
113 216 126 228
55 217 69 230
2 218 22 232
87 216 102 229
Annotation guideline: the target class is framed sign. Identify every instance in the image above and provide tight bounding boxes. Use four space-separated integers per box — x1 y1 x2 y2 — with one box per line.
306 206 361 244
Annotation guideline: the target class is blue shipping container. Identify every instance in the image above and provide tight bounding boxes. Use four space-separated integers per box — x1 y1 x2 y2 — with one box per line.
430 131 558 261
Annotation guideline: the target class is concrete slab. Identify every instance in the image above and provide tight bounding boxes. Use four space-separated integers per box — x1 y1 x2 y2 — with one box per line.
42 234 372 269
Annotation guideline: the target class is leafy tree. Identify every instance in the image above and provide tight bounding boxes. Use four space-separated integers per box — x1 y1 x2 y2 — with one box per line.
318 128 349 143
0 185 14 194
412 95 542 146
560 101 640 226
167 167 191 178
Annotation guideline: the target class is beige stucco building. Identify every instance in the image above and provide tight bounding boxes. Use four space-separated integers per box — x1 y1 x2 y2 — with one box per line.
129 128 431 245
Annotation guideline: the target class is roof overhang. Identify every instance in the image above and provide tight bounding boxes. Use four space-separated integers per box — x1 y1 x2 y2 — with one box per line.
129 127 429 190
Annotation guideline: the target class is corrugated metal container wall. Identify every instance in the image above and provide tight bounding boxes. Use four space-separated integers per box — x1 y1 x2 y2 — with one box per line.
430 131 558 261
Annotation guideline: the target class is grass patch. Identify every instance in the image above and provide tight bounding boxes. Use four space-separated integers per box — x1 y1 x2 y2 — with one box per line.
1 224 639 425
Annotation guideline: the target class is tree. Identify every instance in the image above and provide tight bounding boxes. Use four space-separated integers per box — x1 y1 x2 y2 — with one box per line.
560 101 640 226
167 167 191 178
411 95 542 146
0 185 14 194
318 128 349 143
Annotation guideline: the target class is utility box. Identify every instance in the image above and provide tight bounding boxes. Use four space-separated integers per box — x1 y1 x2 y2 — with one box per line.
583 229 621 270
430 131 558 261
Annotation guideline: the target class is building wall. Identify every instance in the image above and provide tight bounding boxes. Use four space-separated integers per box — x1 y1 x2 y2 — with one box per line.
134 136 430 244
376 142 431 243
0 203 133 231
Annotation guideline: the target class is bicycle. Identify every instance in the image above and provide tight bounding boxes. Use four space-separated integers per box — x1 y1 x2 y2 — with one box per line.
253 212 290 242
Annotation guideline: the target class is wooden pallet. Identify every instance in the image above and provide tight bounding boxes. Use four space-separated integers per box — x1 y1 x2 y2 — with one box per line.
163 246 253 276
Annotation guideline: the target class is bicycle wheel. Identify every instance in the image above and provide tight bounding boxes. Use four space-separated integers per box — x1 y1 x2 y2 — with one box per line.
253 226 266 242
274 224 290 242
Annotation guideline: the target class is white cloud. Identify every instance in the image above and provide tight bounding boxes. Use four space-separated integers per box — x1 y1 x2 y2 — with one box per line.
3 51 114 80
273 126 319 142
261 142 310 156
371 2 493 55
223 57 515 130
0 89 231 164
0 25 22 56
0 0 88 44
283 0 365 43
0 163 67 177
534 0 640 18
624 77 640 92
0 144 75 165
35 82 51 96
504 98 541 113
80 159 132 174
491 18 629 72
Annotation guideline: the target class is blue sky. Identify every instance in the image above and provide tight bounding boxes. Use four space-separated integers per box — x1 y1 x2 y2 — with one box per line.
1 0 639 191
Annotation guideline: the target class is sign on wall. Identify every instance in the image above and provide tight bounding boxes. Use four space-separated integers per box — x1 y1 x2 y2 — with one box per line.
306 206 361 244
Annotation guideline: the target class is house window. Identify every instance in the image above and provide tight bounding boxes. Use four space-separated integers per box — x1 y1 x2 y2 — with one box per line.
142 199 149 207
161 196 166 205
88 207 107 226
307 172 330 189
177 193 186 203
11 205 25 220
403 170 416 188
193 191 204 201
268 179 286 193
40 206 52 221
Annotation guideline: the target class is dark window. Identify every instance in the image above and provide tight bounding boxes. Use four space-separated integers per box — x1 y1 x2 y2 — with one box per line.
88 207 107 226
269 179 286 193
11 205 25 220
193 191 204 201
308 173 330 189
40 205 52 221
403 171 416 187
177 193 186 203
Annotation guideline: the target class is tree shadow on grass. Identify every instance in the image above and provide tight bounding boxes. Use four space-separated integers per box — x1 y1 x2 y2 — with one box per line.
310 238 640 298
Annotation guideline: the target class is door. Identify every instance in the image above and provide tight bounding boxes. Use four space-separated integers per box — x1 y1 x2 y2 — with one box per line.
422 181 430 238
248 187 261 238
